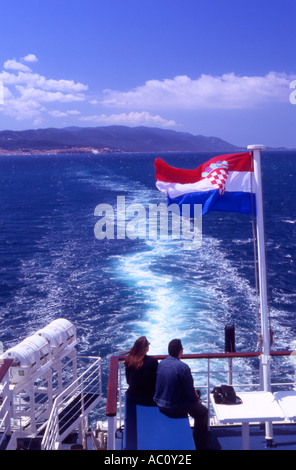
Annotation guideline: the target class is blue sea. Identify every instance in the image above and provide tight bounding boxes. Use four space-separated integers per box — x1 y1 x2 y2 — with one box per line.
1 150 296 412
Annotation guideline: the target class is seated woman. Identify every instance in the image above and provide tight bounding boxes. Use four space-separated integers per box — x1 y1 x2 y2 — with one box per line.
124 336 158 406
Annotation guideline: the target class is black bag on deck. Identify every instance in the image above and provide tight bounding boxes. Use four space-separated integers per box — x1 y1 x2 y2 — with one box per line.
212 385 242 405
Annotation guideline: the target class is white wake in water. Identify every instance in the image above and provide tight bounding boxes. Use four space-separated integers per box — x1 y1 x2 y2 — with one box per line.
110 232 259 356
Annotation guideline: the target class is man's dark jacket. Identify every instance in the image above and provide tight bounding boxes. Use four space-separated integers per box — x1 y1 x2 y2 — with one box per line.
154 355 197 410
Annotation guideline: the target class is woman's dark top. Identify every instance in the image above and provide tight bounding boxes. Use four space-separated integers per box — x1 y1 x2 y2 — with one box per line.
125 355 158 406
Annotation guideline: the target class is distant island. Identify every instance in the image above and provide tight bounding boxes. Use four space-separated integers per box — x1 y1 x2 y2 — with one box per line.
0 125 243 155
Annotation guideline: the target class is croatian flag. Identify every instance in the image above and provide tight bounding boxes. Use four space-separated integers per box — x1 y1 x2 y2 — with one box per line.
155 152 255 216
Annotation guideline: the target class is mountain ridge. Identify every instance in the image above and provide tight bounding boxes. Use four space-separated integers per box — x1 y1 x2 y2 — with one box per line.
0 125 242 154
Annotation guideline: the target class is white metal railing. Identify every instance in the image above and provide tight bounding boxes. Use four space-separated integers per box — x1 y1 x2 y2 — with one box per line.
106 351 296 449
41 356 102 450
0 364 11 449
10 352 77 437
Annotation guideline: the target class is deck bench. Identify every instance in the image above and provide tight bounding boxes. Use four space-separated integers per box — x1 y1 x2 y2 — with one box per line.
124 394 195 450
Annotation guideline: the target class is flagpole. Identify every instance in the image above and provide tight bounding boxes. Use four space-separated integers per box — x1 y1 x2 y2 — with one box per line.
248 144 274 444
248 144 270 384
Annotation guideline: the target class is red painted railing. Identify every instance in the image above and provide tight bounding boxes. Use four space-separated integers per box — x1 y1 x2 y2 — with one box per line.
106 350 293 417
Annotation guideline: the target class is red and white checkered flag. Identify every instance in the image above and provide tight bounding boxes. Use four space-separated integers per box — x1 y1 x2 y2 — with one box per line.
201 161 229 195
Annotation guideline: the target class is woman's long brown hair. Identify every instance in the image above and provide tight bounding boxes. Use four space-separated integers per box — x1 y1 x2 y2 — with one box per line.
124 336 149 370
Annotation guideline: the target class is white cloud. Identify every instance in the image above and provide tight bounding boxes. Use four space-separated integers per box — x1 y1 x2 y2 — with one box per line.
0 56 88 121
102 72 294 110
3 96 46 121
30 76 88 93
16 86 85 103
22 54 38 63
0 70 88 93
79 111 177 127
1 54 294 132
4 59 31 73
49 109 81 117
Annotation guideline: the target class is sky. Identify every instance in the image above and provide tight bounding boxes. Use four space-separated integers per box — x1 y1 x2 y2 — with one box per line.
0 0 295 148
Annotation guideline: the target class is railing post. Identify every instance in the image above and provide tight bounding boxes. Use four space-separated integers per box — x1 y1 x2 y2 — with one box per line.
228 357 233 385
107 415 117 450
29 385 37 435
106 356 120 450
207 358 210 412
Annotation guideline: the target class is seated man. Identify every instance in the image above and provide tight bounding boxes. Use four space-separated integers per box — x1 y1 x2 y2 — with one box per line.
154 339 209 450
